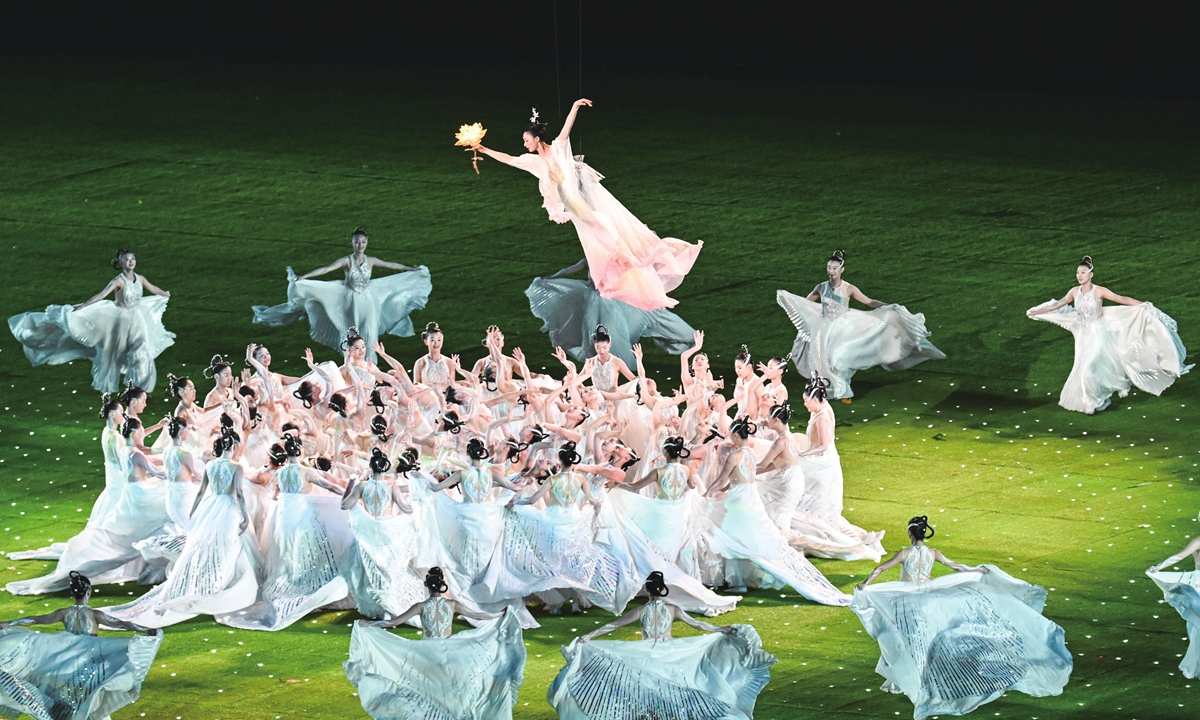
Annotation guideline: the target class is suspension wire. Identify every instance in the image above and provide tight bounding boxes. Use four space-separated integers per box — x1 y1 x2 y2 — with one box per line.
577 0 582 153
552 0 562 124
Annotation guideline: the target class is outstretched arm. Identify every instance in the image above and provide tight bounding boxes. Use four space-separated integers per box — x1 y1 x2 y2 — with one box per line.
856 548 909 590
1098 286 1143 307
0 608 65 630
95 610 155 634
137 274 170 298
473 145 519 166
847 283 885 309
369 256 415 273
933 548 988 573
369 600 425 629
1149 536 1200 573
1028 288 1077 317
73 278 120 311
672 604 734 634
545 258 589 280
579 603 639 641
299 257 347 280
557 98 593 143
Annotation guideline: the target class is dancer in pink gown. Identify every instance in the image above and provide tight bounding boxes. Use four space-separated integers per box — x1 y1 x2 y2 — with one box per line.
473 100 702 312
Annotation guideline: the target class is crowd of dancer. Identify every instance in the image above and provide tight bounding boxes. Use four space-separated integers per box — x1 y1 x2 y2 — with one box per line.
3 98 1192 720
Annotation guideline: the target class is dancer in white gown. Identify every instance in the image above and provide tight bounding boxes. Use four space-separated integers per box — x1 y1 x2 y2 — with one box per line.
776 249 944 399
1147 526 1200 679
224 433 349 631
1027 255 1190 414
106 427 263 628
8 418 169 595
252 227 432 361
9 248 175 392
792 376 885 561
344 567 526 720
0 572 162 720
340 448 426 620
549 571 775 720
609 436 704 575
526 259 696 367
135 415 204 568
473 100 702 312
853 516 1072 720
703 417 851 606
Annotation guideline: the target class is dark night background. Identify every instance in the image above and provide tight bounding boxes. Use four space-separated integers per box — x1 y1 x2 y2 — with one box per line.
2 1 1197 99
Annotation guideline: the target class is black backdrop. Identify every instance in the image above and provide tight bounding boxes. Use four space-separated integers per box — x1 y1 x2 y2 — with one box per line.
2 1 1197 98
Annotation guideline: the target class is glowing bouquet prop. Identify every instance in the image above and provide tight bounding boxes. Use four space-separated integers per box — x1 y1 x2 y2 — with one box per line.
454 123 487 174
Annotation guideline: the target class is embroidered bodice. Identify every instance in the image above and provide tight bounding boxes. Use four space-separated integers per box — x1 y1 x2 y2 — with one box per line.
277 464 305 494
116 274 143 308
164 446 190 482
901 544 935 583
657 463 690 501
731 446 756 484
640 599 673 641
819 281 849 320
62 605 98 635
592 357 617 392
206 458 237 495
1074 286 1101 324
460 465 492 503
346 255 372 293
361 476 392 517
806 406 837 456
423 357 451 386
421 596 453 639
548 471 586 507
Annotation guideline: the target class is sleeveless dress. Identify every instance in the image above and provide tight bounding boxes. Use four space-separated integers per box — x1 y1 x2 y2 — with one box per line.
777 281 944 399
1028 287 1191 414
851 547 1073 720
504 138 702 311
9 273 175 392
0 606 163 720
252 255 432 361
345 476 426 620
526 264 696 368
790 406 886 562
483 471 639 615
702 447 851 606
345 596 525 719
7 447 169 595
132 443 201 574
105 458 264 628
1147 557 1200 679
223 464 348 631
549 599 777 720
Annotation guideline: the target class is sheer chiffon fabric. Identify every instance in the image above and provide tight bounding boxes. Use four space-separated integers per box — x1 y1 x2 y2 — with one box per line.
9 277 174 392
1029 293 1191 414
1147 569 1200 679
777 285 943 400
344 609 526 720
507 138 701 312
253 262 432 360
852 562 1072 720
0 626 162 720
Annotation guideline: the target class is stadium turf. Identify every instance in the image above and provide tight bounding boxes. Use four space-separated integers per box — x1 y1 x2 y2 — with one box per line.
0 57 1197 719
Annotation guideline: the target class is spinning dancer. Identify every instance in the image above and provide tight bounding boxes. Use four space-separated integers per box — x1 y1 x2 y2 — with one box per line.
853 516 1072 720
473 100 702 313
1147 524 1200 679
1027 255 1190 414
777 249 943 399
0 572 162 720
252 227 432 361
10 248 175 392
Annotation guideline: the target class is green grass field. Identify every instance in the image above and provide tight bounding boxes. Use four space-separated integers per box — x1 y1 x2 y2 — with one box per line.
1 57 1198 719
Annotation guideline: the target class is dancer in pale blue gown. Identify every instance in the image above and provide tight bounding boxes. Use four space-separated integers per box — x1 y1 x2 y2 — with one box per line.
223 433 349 631
340 448 426 620
105 427 263 628
527 261 696 368
703 417 851 606
344 567 526 720
777 249 943 399
1028 255 1190 414
0 572 162 720
853 516 1072 720
9 249 175 392
252 227 431 361
1147 526 1200 679
549 571 775 720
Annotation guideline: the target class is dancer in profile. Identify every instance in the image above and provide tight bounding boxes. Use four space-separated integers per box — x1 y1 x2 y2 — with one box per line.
853 516 1072 720
473 100 702 312
777 249 943 399
344 567 525 720
1028 255 1190 414
548 572 775 720
252 227 432 361
0 572 162 720
1147 523 1200 679
9 248 175 392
